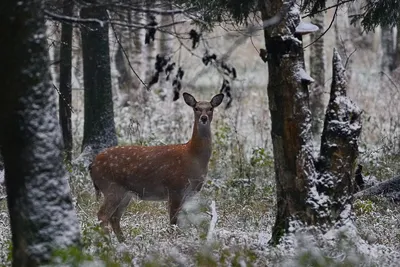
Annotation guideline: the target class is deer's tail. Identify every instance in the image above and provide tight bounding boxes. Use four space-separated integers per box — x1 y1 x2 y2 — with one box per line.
88 162 101 201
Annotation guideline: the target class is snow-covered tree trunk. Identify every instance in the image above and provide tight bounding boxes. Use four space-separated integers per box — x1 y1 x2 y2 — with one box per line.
380 26 394 73
59 0 74 162
260 0 362 245
80 6 117 161
334 4 354 81
309 12 325 140
0 0 81 265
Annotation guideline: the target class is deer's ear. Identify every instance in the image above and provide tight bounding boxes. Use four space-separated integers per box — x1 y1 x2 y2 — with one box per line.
183 92 197 107
210 93 224 107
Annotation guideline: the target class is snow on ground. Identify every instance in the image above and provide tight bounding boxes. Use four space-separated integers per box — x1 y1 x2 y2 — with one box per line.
1 10 400 266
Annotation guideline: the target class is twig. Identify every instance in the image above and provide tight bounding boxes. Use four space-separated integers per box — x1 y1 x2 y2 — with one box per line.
107 11 149 91
380 71 400 93
304 2 339 49
52 83 75 113
345 48 357 69
92 3 196 16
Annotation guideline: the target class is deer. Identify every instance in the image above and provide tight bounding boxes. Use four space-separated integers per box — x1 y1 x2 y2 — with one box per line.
89 92 224 242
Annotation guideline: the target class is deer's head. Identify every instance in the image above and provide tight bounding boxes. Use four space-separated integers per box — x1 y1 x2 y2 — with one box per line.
183 92 224 129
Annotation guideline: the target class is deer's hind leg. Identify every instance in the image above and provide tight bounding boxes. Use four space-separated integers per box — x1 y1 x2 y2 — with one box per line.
97 184 128 237
110 192 133 242
168 193 184 225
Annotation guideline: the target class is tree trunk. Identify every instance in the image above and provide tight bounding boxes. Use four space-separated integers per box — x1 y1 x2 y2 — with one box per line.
143 2 157 103
158 7 173 100
394 23 400 70
80 6 117 158
380 26 394 73
112 10 134 107
309 12 325 141
0 0 81 265
59 0 74 162
334 5 354 81
259 0 362 245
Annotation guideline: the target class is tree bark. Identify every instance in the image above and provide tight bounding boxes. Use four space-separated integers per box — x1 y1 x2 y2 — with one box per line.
260 0 362 245
59 0 74 162
80 5 117 158
309 12 325 140
0 0 81 265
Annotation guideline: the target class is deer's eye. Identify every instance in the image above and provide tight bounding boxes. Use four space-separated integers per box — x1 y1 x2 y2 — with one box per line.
209 108 213 112
194 107 200 112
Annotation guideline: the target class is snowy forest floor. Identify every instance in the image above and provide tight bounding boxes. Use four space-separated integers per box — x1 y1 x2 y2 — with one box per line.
1 85 400 266
1 12 400 264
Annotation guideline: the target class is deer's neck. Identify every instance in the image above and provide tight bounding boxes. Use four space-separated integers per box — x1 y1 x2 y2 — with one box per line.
188 120 212 163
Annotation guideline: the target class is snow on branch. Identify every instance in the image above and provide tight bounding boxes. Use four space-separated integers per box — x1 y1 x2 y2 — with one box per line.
104 4 196 15
44 10 105 27
44 9 188 30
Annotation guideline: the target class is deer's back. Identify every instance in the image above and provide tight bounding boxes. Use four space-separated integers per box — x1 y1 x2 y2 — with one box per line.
90 144 208 199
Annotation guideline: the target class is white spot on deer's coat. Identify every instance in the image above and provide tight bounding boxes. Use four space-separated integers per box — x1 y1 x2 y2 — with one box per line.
103 162 107 166
127 157 131 160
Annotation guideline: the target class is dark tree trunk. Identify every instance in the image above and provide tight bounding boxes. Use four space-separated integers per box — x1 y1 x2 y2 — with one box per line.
59 0 74 162
0 0 81 265
310 12 325 140
259 0 362 245
80 6 117 157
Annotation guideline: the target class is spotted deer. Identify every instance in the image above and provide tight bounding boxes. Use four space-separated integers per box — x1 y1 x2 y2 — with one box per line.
89 92 224 242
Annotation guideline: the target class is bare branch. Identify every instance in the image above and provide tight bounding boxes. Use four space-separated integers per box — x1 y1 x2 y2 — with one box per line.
44 10 105 27
106 11 149 91
304 3 339 49
302 0 354 18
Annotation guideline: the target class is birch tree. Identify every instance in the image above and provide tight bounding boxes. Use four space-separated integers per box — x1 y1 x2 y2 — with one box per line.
309 12 325 140
59 0 74 162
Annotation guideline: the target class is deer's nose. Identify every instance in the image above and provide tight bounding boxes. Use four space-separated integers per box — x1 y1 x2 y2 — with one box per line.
200 115 208 124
